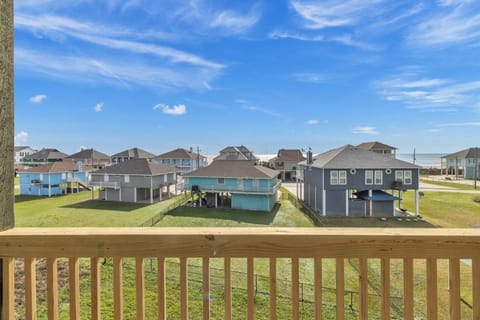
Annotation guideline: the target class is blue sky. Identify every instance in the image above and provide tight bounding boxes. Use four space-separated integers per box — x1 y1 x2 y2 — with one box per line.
13 0 480 156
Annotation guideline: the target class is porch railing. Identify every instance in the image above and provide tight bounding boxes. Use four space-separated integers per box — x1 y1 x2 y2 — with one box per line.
1 228 479 319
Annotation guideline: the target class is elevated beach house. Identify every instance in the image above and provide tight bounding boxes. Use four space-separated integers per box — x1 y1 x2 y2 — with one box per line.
14 146 37 168
89 159 180 203
65 148 110 169
152 148 207 174
441 147 480 179
21 148 67 166
110 147 156 164
300 145 420 217
182 160 280 212
357 141 397 158
268 149 306 181
18 162 88 196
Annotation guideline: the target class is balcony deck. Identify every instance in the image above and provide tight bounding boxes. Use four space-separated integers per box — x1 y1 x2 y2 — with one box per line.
1 227 479 319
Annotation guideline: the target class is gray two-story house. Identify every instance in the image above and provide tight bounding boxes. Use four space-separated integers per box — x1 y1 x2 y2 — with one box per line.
152 148 207 174
89 159 180 203
300 145 420 217
269 149 306 181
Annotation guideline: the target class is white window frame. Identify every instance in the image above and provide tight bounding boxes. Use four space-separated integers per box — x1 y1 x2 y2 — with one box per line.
395 170 403 182
365 170 373 185
404 170 412 185
330 171 339 185
338 171 347 185
374 170 383 185
124 175 130 183
61 173 66 179
104 174 109 182
218 178 225 185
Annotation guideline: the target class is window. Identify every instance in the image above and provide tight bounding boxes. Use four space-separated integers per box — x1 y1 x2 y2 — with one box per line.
404 170 412 184
330 171 338 185
61 173 66 179
330 171 346 185
339 171 347 185
365 170 373 185
218 178 224 184
104 175 109 182
124 175 130 183
395 170 403 182
374 170 383 185
253 179 259 187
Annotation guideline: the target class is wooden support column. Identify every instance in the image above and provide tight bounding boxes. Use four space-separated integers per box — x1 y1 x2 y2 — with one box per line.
0 0 14 231
322 189 326 216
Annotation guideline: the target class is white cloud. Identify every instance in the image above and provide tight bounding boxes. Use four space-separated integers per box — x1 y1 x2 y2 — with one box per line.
293 73 326 83
209 5 261 34
427 128 441 133
269 31 376 50
235 99 283 118
94 102 104 112
307 119 319 125
153 103 187 116
437 122 480 127
408 3 480 47
352 126 379 135
29 94 47 103
14 131 29 144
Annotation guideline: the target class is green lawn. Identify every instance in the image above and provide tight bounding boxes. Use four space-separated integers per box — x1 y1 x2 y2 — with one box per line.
15 192 183 227
402 190 480 228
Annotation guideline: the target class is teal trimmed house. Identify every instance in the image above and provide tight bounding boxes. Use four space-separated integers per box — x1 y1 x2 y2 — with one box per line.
183 160 280 212
19 162 88 197
441 147 480 179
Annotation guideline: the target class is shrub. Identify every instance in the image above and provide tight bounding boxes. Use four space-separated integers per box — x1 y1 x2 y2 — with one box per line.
473 196 480 204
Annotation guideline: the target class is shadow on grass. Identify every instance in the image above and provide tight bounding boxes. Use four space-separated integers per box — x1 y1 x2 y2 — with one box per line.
165 203 280 225
61 200 151 212
15 195 45 203
316 216 437 228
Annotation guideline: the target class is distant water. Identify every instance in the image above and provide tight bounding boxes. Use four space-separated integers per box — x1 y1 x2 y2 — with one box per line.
207 153 446 168
397 153 445 168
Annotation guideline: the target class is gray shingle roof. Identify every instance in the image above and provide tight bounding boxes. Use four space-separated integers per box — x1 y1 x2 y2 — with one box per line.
111 148 156 159
357 141 397 151
214 145 259 161
23 148 67 161
184 160 278 179
20 161 78 173
441 147 480 159
92 159 179 175
269 149 306 162
300 145 419 169
66 148 110 161
155 148 206 160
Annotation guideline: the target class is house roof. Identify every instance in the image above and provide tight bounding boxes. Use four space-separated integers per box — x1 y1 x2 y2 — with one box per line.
357 141 397 151
184 160 278 179
155 148 206 160
441 147 480 159
24 148 68 160
111 147 156 159
300 145 419 169
66 148 110 161
214 145 259 161
92 159 179 175
269 149 306 162
15 146 34 152
20 161 78 173
355 190 401 201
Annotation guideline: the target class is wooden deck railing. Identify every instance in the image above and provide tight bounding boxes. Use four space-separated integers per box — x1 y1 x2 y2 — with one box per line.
1 228 480 319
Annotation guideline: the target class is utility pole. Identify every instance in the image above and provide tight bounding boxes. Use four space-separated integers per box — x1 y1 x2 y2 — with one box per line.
474 158 478 189
197 146 200 169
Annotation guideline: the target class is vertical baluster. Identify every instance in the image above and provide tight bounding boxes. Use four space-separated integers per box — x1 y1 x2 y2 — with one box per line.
69 257 80 320
359 258 368 320
473 257 480 320
426 259 437 320
314 257 322 320
448 259 460 320
91 257 101 320
136 257 145 320
292 257 300 320
2 257 14 320
25 257 37 320
114 257 123 320
270 257 277 320
247 257 255 320
336 258 345 320
381 258 390 319
47 258 58 320
203 257 210 320
158 257 166 320
180 257 188 320
224 257 232 320
403 258 414 320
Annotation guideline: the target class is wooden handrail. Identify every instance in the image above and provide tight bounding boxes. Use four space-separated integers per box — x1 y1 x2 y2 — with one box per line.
1 228 480 319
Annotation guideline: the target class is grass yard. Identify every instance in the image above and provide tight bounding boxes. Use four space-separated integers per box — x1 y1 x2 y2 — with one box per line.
421 177 478 190
14 192 183 227
402 190 480 228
